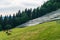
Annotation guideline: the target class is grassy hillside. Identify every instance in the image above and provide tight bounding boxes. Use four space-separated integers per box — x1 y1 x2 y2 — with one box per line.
0 20 60 40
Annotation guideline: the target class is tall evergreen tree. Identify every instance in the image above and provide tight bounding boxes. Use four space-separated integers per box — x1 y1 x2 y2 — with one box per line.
0 15 3 25
8 15 12 26
16 10 22 17
2 16 8 30
12 14 16 27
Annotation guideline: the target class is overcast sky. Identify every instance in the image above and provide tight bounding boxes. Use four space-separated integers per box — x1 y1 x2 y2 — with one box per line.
0 0 48 16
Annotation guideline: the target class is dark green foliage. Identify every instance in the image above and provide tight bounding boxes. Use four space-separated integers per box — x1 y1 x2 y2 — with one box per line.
5 25 12 30
25 8 32 19
0 15 3 26
50 0 60 2
16 10 21 17
0 25 2 31
8 15 13 27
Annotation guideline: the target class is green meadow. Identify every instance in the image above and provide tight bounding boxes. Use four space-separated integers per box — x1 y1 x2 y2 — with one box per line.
0 20 60 40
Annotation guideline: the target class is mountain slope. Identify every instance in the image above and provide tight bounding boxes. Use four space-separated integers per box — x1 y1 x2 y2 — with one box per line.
0 20 60 40
18 9 60 27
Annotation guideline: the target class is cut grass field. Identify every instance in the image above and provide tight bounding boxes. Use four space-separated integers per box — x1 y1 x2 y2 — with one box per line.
0 20 60 40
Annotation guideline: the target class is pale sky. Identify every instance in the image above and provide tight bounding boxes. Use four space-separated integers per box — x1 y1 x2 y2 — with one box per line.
0 0 48 16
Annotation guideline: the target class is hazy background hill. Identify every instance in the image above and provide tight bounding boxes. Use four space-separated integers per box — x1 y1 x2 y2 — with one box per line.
18 9 60 27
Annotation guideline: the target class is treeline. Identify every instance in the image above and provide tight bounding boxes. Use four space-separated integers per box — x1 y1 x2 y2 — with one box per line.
0 0 60 31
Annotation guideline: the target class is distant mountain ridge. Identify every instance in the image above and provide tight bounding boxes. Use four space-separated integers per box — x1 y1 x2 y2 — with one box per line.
18 9 60 27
